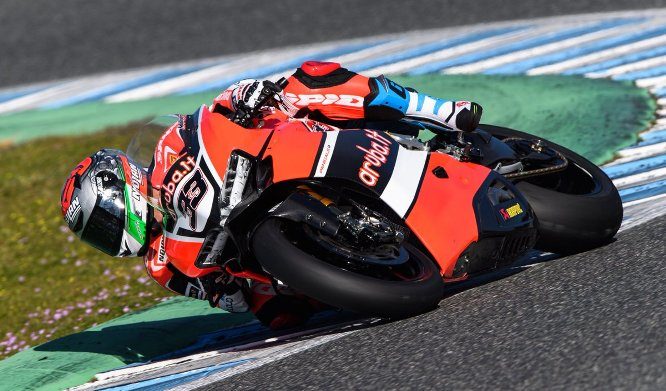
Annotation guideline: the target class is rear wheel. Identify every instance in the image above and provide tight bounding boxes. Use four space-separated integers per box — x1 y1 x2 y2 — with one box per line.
479 124 623 254
251 218 444 318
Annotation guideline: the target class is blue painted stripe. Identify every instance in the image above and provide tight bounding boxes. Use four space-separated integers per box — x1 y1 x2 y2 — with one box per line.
619 178 666 202
563 46 666 75
653 87 666 97
0 84 54 104
179 40 388 95
638 129 666 146
105 359 251 390
350 26 528 72
603 153 666 179
613 64 666 80
484 20 666 75
41 64 219 109
408 18 641 75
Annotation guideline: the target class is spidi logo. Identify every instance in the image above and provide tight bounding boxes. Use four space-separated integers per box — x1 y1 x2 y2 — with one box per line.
285 92 364 107
356 130 392 187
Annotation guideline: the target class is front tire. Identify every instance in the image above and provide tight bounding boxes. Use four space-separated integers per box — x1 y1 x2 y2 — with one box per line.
480 124 623 254
252 218 444 318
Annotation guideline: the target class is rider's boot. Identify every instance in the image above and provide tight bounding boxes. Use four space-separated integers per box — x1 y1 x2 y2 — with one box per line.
366 75 483 132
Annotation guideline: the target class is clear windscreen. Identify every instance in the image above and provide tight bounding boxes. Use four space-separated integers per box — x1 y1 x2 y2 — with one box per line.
126 115 179 169
125 115 179 215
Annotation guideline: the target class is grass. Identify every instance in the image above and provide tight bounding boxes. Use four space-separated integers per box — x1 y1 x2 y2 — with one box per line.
0 124 173 359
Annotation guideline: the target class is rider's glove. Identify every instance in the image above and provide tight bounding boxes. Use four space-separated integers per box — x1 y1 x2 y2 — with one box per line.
200 273 250 313
211 79 261 114
230 79 264 111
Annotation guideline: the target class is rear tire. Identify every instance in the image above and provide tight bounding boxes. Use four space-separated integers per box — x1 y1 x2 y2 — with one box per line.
480 124 623 254
252 218 444 318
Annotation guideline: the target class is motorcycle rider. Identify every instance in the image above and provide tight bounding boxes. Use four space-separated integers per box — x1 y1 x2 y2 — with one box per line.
61 61 482 329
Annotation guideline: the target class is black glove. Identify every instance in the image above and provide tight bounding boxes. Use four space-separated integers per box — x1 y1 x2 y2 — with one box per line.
200 272 250 313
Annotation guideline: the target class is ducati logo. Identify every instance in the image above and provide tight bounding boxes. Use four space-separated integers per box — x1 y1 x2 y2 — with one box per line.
356 130 393 187
285 92 364 108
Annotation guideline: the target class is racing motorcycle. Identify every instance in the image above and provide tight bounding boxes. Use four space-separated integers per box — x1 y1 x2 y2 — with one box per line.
130 79 622 318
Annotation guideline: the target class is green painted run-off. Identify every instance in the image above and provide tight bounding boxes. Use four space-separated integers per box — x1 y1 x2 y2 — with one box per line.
391 74 655 164
0 297 254 391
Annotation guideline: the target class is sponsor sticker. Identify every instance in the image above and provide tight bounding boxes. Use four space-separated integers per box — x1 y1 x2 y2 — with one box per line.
499 203 524 220
356 129 393 187
64 196 81 226
161 154 197 210
285 92 364 108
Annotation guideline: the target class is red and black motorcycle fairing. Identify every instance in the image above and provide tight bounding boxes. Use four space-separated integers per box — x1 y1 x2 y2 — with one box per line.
159 106 537 284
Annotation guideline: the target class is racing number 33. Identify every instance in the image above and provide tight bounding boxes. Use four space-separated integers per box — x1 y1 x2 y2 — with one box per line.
178 169 208 229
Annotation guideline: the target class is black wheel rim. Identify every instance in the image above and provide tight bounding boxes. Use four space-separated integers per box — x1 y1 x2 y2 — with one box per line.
280 221 433 283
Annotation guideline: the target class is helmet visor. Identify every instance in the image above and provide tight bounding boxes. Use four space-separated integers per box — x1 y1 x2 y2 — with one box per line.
81 185 125 255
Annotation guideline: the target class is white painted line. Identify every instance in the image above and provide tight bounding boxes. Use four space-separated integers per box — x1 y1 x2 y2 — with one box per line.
640 124 666 133
622 191 666 206
0 69 149 115
105 45 316 103
168 331 354 391
93 350 226 383
620 193 666 230
612 166 666 189
613 141 666 164
337 28 477 66
527 24 666 75
586 54 666 78
635 73 666 87
363 26 543 76
445 20 648 74
656 117 666 126
262 32 453 82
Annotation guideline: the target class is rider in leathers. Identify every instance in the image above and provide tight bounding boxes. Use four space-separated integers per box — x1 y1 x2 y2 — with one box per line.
61 61 482 329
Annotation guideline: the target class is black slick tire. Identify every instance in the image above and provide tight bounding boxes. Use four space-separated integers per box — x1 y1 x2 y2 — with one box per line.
252 219 444 318
480 124 623 254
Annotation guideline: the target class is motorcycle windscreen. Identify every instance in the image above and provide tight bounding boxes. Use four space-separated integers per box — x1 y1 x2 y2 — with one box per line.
125 115 180 214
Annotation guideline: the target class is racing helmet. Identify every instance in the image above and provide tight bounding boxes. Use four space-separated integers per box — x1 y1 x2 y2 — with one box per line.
60 149 152 257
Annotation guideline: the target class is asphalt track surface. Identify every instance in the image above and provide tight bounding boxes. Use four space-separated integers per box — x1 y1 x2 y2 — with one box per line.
2 0 666 88
203 215 666 390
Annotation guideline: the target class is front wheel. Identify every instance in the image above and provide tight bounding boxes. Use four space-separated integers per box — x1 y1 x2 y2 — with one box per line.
480 124 623 254
251 218 444 318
